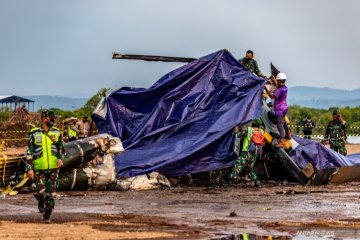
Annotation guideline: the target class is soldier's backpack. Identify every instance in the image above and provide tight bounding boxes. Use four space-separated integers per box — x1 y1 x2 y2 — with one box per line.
252 129 265 146
248 127 265 155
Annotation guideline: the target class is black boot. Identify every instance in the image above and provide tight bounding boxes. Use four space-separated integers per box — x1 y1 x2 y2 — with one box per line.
228 179 236 187
34 194 45 213
42 209 52 224
253 179 261 188
38 200 44 213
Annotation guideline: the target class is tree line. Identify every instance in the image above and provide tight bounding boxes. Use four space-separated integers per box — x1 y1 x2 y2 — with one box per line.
2 88 360 136
287 105 360 135
0 88 108 123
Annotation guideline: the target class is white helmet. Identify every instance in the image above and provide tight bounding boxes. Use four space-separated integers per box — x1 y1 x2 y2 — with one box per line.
276 72 287 81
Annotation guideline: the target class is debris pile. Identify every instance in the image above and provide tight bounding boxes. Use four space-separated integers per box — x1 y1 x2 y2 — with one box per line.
0 122 32 147
9 106 33 123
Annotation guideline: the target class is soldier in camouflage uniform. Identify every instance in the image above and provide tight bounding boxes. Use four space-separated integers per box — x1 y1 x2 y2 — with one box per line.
322 109 348 156
239 50 266 78
230 118 264 187
25 109 65 223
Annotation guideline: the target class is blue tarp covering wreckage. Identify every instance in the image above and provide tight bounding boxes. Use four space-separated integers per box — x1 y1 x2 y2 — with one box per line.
291 135 360 169
93 49 360 178
93 50 265 177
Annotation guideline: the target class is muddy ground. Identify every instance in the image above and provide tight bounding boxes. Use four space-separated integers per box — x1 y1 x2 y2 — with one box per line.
1 144 360 239
1 182 360 239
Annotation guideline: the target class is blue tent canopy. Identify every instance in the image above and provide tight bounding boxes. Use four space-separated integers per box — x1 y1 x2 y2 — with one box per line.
93 50 266 177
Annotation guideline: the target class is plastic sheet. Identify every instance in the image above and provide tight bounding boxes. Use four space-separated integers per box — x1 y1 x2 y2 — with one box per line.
290 135 360 169
93 50 266 177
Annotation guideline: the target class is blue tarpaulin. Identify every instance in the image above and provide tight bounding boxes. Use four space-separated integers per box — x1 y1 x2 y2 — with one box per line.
291 135 360 169
93 50 266 177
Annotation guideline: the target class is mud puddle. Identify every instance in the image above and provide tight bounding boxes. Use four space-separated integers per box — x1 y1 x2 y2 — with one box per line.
213 227 360 239
212 232 291 239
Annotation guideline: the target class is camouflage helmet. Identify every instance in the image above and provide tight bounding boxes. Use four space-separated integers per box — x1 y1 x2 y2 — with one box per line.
253 117 263 127
41 109 55 119
332 109 340 115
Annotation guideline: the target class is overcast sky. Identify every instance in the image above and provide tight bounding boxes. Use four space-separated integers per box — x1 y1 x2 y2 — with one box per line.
1 0 360 97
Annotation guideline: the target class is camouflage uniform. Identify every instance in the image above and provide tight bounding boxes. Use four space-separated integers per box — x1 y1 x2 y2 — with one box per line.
230 151 258 180
25 126 65 220
33 169 59 212
324 120 347 156
239 58 265 77
230 128 261 181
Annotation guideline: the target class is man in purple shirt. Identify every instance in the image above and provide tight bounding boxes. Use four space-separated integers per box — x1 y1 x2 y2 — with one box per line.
264 72 288 147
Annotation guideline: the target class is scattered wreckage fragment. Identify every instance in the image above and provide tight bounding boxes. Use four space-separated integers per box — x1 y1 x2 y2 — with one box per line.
261 102 360 185
59 134 123 190
58 134 171 191
1 134 124 190
61 133 123 173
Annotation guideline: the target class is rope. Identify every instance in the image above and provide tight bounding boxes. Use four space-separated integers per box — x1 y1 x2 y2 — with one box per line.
1 153 7 184
0 130 98 139
298 134 360 138
0 130 29 133
290 125 360 129
0 130 98 133
0 138 27 141
0 149 24 187
0 155 25 161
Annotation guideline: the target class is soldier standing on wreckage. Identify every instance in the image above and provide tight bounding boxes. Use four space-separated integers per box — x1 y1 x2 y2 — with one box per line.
24 109 65 223
239 50 266 78
230 118 264 187
322 109 348 156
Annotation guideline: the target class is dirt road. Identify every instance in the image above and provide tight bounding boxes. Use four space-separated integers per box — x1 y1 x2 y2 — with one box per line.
1 181 360 239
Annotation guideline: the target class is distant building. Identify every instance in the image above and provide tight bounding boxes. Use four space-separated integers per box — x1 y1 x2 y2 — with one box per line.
0 95 34 112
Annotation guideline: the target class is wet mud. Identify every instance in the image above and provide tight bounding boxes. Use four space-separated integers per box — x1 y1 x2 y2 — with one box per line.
1 181 360 239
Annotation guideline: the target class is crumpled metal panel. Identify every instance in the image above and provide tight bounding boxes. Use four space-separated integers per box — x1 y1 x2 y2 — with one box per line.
61 134 123 174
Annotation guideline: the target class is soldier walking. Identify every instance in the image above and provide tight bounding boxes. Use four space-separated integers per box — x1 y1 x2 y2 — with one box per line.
322 109 348 156
25 109 65 223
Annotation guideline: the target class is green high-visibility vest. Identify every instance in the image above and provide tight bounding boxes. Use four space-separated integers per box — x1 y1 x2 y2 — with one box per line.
68 126 77 138
242 127 254 152
31 127 61 170
242 127 264 152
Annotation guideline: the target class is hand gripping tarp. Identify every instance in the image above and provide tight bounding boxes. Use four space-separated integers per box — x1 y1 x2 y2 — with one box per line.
92 50 265 177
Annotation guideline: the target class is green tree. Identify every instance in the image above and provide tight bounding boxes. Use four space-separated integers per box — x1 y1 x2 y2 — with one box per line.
84 88 109 110
74 88 110 118
34 88 110 121
287 105 360 135
0 109 11 122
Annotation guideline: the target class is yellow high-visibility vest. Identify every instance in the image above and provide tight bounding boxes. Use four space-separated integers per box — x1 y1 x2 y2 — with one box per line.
31 128 60 170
